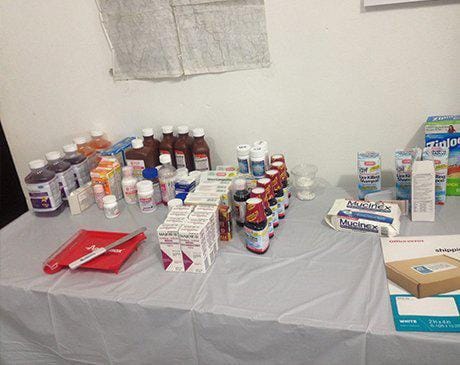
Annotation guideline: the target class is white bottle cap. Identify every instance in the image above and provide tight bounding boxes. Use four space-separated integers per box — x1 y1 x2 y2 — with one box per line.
142 128 154 137
29 159 46 170
254 140 268 151
63 144 78 153
73 136 89 145
237 144 251 157
160 154 172 165
168 199 183 209
93 184 105 193
45 151 62 161
162 125 173 134
122 166 134 178
258 178 271 186
246 197 262 205
233 178 246 191
250 146 264 159
131 139 143 149
177 125 189 134
90 130 104 138
192 128 205 137
252 187 265 195
136 180 153 194
102 195 117 205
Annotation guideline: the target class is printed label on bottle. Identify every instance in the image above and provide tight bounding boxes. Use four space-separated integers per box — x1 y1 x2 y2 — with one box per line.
234 201 246 224
238 158 250 174
270 202 279 226
152 182 162 205
244 225 269 253
72 160 90 188
283 187 290 208
251 160 265 177
160 178 175 203
175 151 186 168
267 214 274 237
277 195 286 218
138 196 155 213
193 153 210 171
123 184 138 204
126 159 145 179
26 177 62 212
104 205 120 218
56 169 76 200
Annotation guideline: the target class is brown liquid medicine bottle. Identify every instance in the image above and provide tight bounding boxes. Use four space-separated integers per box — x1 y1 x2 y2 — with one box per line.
142 128 160 166
174 125 194 171
192 128 211 171
159 126 177 167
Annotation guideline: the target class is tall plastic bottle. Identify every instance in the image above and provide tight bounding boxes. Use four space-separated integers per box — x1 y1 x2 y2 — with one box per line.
233 179 250 227
174 125 194 171
62 144 90 188
142 128 160 166
192 128 211 171
24 159 64 217
88 130 111 152
121 166 138 205
73 136 99 170
159 126 177 167
158 154 177 204
45 151 77 204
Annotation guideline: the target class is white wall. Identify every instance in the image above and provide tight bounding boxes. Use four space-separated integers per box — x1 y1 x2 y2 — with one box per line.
1 0 460 194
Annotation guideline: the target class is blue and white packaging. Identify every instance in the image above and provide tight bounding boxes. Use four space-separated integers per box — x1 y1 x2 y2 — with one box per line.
325 199 401 236
380 235 460 332
357 151 381 199
422 146 449 205
100 137 136 166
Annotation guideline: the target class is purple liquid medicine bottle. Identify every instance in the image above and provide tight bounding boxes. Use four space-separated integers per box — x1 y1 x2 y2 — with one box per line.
62 144 90 188
45 151 77 205
24 159 64 217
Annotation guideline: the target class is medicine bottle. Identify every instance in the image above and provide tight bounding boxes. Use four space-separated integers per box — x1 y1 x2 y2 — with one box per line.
73 136 99 170
237 144 251 175
89 130 111 151
103 195 120 218
257 178 279 228
174 125 195 171
45 151 76 204
125 138 155 180
250 146 265 178
142 128 160 166
244 198 269 254
265 169 285 220
251 187 274 239
232 179 250 227
159 126 177 167
122 166 138 205
271 161 290 210
25 159 64 217
253 141 269 171
158 154 177 204
93 183 105 209
62 144 90 188
192 128 211 171
136 180 156 213
142 167 162 205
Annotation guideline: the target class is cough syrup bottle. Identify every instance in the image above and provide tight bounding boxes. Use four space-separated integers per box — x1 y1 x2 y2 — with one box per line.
265 169 285 220
251 187 274 239
142 128 160 166
257 177 279 228
45 151 76 204
192 128 211 171
125 138 155 180
244 198 269 254
63 144 90 188
73 136 99 170
159 125 177 167
174 125 195 171
25 159 64 217
88 130 112 151
271 161 290 209
233 178 250 227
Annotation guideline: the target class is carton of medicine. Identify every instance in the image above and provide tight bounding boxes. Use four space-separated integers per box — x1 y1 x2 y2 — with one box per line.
425 115 460 195
100 137 136 166
179 223 209 273
385 255 460 298
157 223 184 272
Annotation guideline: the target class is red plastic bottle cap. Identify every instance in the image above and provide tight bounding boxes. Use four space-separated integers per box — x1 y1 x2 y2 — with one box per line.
245 198 266 224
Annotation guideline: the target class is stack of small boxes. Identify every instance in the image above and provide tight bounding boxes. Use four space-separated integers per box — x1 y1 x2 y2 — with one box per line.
157 205 219 273
90 157 123 200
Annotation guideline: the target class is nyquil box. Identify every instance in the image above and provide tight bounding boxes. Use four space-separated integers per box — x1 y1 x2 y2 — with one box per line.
325 199 401 236
425 115 460 195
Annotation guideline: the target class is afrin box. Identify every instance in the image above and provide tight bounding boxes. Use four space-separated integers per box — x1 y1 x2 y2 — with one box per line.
425 115 460 195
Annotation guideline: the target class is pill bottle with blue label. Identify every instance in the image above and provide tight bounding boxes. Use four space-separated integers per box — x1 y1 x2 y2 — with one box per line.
237 144 251 174
250 146 265 178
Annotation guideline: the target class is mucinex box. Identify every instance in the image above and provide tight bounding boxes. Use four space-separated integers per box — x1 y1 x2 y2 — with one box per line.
425 115 460 195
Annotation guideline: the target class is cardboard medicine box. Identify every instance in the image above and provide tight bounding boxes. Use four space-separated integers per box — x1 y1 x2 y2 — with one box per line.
385 255 460 298
157 223 184 272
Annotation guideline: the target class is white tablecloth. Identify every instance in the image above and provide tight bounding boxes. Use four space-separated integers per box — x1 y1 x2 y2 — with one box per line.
1 187 459 365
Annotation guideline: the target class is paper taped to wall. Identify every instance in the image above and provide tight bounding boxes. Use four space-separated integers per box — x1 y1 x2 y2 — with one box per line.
95 0 270 80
